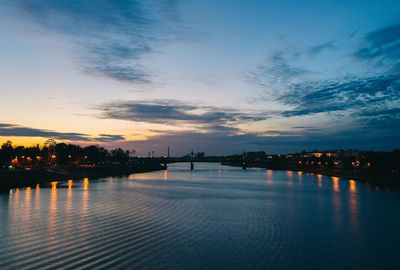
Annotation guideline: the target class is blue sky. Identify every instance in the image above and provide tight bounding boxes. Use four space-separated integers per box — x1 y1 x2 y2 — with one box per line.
0 0 399 155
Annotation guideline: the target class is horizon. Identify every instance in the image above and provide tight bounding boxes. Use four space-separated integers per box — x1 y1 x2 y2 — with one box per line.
1 139 399 158
1 1 399 156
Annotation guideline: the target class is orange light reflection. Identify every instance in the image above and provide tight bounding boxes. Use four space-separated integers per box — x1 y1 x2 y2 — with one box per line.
297 171 303 184
331 177 339 192
50 181 58 190
15 188 20 202
317 174 323 187
67 179 73 189
349 180 356 193
25 186 31 204
83 178 89 191
287 171 293 185
48 181 58 243
266 170 273 184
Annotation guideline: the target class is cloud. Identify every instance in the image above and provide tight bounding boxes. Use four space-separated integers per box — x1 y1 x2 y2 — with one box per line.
242 22 400 152
280 74 400 116
354 22 400 70
308 41 335 56
13 0 182 84
0 124 15 128
275 23 400 118
0 123 124 142
262 52 309 81
362 107 400 117
85 64 150 83
348 29 359 39
248 23 400 119
292 126 322 132
97 99 269 126
276 73 400 148
94 134 125 142
277 23 400 119
246 51 311 96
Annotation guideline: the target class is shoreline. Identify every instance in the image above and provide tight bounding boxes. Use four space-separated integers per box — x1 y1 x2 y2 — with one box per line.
2 161 399 190
0 163 164 190
222 162 400 188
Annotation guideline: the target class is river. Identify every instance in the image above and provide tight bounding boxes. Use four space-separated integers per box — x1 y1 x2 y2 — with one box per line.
0 162 399 269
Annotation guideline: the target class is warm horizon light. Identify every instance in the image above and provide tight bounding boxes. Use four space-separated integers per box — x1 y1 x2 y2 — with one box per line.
1 1 399 155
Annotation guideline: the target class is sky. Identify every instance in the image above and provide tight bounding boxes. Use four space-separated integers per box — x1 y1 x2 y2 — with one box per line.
0 0 399 156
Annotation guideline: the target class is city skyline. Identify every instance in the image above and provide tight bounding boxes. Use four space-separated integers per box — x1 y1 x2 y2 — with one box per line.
1 0 399 155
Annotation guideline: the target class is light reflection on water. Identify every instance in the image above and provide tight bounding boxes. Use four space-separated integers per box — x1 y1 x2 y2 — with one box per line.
349 179 357 193
83 178 89 191
287 171 293 186
266 169 273 184
65 182 73 236
317 174 323 187
48 183 58 247
50 181 58 190
332 176 340 192
67 179 73 189
348 180 360 235
0 163 400 270
297 171 303 185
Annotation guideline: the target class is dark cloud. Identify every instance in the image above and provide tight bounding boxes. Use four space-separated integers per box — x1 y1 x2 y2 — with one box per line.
0 123 124 142
277 23 400 119
362 107 400 117
259 128 323 137
292 126 322 132
94 134 125 142
85 64 150 83
14 0 182 84
276 72 400 149
280 74 400 116
248 23 400 121
0 123 14 128
308 41 335 56
354 22 400 70
243 22 400 152
0 124 90 141
348 29 359 39
97 100 268 126
201 124 242 134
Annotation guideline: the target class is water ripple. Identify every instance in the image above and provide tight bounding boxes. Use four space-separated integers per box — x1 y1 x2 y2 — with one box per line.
1 163 400 269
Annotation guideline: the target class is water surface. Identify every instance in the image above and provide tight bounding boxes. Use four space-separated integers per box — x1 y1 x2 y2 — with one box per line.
1 162 399 269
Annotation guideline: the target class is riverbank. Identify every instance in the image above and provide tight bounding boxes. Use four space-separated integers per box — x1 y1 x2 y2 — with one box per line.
0 163 164 190
222 161 400 187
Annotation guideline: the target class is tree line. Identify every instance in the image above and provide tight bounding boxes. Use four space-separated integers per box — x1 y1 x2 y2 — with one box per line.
0 141 131 169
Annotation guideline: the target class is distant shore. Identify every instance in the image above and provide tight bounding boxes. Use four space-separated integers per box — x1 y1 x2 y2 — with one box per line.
0 163 164 190
222 161 400 188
